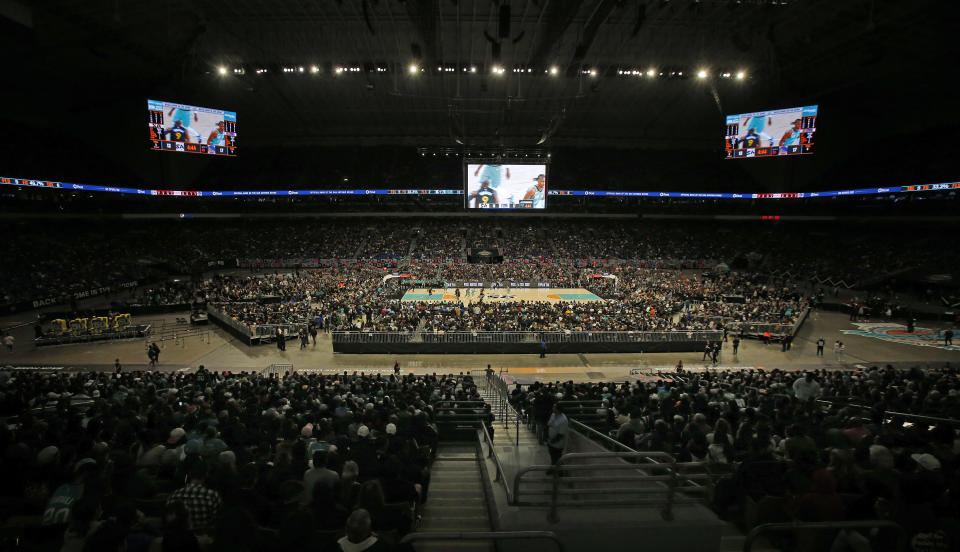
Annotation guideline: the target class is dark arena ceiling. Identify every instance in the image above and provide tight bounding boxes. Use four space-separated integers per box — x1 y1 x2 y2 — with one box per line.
0 0 957 191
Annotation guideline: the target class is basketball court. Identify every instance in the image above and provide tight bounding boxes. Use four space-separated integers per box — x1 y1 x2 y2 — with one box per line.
402 287 604 304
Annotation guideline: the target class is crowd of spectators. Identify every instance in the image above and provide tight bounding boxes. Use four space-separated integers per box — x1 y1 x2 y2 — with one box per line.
511 365 960 549
199 265 807 335
0 367 486 551
3 219 952 318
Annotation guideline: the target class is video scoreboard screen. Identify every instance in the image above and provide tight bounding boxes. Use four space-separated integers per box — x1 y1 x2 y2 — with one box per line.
148 99 237 156
725 105 817 159
465 163 547 209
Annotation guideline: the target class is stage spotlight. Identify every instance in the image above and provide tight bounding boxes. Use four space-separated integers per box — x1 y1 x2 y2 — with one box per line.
217 66 227 75
736 71 745 80
408 64 419 74
550 66 558 75
697 69 708 78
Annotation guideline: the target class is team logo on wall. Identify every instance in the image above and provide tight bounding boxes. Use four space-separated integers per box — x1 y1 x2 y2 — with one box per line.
841 323 958 351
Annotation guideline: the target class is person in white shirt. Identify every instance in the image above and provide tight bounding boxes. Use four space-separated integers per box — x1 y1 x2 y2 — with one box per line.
792 372 821 401
546 403 569 469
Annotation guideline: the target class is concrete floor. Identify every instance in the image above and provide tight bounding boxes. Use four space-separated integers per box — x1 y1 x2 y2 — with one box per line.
2 309 956 382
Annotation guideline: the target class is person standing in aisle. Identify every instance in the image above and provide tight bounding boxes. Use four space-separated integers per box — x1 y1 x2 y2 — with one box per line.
816 337 825 356
546 403 568 473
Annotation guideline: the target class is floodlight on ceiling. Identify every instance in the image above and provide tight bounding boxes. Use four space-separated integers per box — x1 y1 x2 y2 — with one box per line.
549 66 559 76
409 64 419 74
736 71 746 80
697 69 708 78
217 66 227 76
310 65 319 73
647 69 656 77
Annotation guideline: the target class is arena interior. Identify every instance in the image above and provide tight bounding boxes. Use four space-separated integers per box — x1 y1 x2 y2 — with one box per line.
0 1 958 551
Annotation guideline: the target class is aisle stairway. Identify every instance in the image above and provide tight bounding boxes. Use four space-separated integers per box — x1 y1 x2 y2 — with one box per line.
477 379 768 551
413 443 493 551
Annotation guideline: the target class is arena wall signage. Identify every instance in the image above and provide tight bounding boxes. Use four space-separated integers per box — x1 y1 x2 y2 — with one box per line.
6 280 141 314
3 176 959 200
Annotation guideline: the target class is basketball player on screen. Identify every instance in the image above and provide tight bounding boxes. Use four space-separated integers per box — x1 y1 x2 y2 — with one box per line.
167 120 188 142
739 129 760 149
469 180 499 207
207 121 226 146
473 164 510 189
522 174 546 208
742 114 773 146
778 119 803 147
168 105 201 143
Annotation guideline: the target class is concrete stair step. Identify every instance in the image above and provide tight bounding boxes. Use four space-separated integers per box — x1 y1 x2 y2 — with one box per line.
418 517 491 531
410 541 494 552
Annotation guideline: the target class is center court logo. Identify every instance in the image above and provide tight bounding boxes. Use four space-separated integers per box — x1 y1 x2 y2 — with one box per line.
841 323 958 351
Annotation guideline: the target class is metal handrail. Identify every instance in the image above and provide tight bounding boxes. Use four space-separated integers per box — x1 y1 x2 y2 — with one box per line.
479 419 513 504
816 398 960 426
487 370 523 446
569 419 731 492
400 531 564 552
568 419 649 455
511 451 677 516
743 520 906 552
549 451 679 523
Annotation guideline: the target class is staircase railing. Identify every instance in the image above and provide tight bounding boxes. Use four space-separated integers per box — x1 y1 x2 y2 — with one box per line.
479 418 513 504
512 451 714 523
400 531 564 552
568 418 731 500
486 370 522 446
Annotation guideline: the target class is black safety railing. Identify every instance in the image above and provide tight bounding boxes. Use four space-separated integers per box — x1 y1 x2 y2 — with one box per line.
334 330 722 344
743 520 906 552
400 531 564 552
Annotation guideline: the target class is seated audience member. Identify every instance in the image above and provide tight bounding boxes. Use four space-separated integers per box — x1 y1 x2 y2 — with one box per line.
333 509 393 552
165 459 222 534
